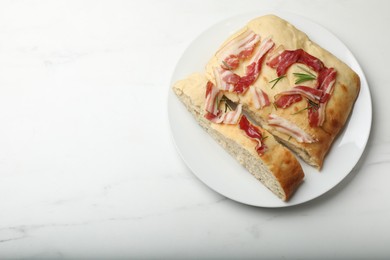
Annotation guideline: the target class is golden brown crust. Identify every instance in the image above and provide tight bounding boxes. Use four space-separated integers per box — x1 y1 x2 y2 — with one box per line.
205 15 360 169
261 137 304 200
172 73 304 201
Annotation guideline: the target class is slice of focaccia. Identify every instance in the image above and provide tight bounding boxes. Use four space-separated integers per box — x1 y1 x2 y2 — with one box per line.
205 15 360 169
173 73 304 201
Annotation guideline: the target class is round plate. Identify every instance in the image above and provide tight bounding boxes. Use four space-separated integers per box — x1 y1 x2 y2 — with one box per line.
168 11 372 207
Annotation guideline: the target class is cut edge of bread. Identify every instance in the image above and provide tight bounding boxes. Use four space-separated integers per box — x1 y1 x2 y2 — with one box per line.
243 107 320 169
172 77 304 201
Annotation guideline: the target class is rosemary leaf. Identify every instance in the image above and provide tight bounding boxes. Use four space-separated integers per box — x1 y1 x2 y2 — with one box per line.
291 99 320 115
222 60 233 71
293 72 316 84
272 102 278 111
269 75 286 89
291 106 309 115
297 65 316 77
308 99 319 110
221 95 233 112
224 102 232 112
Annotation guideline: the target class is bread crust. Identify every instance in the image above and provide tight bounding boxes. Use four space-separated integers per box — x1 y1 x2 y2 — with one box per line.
173 73 304 201
205 15 360 169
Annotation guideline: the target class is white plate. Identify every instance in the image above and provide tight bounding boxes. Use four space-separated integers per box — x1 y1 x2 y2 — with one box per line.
168 11 372 207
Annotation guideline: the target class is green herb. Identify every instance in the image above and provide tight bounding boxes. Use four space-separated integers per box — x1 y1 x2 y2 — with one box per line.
272 102 278 111
308 99 319 110
214 98 220 112
261 135 269 141
220 96 233 112
297 65 316 77
269 75 286 89
293 66 317 84
291 106 309 115
288 136 292 141
291 99 320 115
222 60 233 71
224 101 232 112
293 73 316 84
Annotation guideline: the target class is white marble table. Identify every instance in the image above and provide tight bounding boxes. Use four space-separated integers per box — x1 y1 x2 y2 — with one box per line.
0 0 389 258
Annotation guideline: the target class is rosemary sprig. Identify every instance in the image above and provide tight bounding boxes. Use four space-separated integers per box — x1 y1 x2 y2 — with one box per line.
291 106 309 115
269 75 286 89
291 99 319 115
220 96 233 112
297 65 316 77
308 99 319 110
272 102 278 111
224 102 232 112
222 60 233 71
293 73 316 84
293 66 316 84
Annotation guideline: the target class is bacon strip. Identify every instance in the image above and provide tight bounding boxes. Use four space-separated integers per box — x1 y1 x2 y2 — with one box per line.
205 104 242 125
250 86 270 109
217 29 260 70
234 39 275 93
213 67 240 92
216 37 275 94
233 37 275 94
268 48 337 127
239 115 267 156
274 94 303 109
268 114 317 143
204 81 220 115
248 36 274 66
318 68 337 101
309 68 337 127
268 50 300 76
222 55 239 70
308 104 327 127
267 49 325 76
266 45 285 64
274 86 323 104
299 50 325 73
233 62 257 93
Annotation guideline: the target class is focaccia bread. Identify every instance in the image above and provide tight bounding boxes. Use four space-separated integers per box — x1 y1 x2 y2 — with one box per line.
205 15 360 169
173 73 304 201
